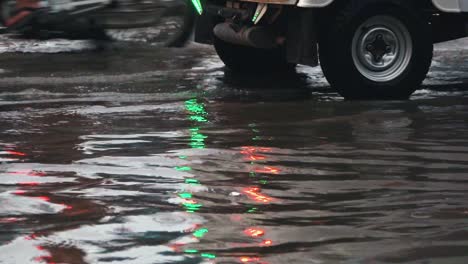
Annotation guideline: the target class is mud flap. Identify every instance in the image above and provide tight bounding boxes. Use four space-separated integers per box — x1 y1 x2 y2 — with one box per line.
286 8 318 67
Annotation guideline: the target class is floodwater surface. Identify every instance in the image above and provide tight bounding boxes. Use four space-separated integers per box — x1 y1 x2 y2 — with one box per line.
1 37 468 264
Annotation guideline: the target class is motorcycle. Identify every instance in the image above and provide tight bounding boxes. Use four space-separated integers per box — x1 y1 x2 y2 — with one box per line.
0 0 196 47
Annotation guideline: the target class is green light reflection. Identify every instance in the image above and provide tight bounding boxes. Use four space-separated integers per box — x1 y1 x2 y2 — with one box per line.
200 253 216 259
176 99 213 256
247 207 258 213
175 166 191 171
185 178 200 185
179 193 192 199
183 202 202 212
185 99 208 119
193 228 208 238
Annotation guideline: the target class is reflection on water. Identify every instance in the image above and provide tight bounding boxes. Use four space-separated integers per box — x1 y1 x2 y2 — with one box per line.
2 44 468 264
3 91 468 264
173 98 216 261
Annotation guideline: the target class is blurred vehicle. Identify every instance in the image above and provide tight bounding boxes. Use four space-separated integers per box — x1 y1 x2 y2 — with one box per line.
192 0 468 99
0 0 195 46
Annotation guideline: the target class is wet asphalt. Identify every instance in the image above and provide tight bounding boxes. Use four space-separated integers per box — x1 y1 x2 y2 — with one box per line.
1 34 468 99
1 33 468 264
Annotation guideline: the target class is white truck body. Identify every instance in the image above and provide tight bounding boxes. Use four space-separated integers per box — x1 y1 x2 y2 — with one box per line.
430 0 468 12
239 0 468 12
320 0 468 11
194 0 468 99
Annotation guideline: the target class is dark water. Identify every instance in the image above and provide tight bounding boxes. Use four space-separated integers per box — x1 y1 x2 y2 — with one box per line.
1 40 468 264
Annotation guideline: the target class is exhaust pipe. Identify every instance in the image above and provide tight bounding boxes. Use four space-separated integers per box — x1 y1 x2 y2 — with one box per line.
213 22 277 49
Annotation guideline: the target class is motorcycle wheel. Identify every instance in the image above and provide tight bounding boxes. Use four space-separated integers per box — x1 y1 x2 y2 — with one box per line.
162 0 195 47
103 0 195 47
0 0 16 26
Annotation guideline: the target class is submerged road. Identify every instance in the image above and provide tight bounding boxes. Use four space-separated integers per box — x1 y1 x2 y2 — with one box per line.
1 34 468 263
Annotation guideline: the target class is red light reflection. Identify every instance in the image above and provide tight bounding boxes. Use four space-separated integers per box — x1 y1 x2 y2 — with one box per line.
0 217 22 223
184 199 197 204
34 256 55 264
168 242 185 253
183 223 201 233
254 166 280 174
261 239 273 246
9 170 46 177
6 150 26 156
240 256 261 263
18 182 40 186
240 147 272 153
248 155 266 161
60 204 73 210
240 147 255 154
230 214 243 222
243 187 274 203
25 234 37 240
37 196 50 202
244 228 265 238
240 146 275 163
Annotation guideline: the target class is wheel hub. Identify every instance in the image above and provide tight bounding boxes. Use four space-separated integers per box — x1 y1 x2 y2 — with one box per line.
364 29 395 66
351 16 413 83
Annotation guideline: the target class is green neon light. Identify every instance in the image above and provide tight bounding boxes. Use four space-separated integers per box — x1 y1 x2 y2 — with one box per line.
193 228 208 238
184 249 199 254
252 11 260 23
179 155 187 159
191 0 203 15
175 166 191 171
200 253 216 259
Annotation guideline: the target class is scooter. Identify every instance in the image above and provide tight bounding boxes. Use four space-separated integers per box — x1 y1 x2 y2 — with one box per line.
0 0 195 46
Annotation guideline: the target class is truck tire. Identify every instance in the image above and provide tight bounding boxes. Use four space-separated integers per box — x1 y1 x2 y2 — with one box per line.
213 36 295 73
319 0 433 100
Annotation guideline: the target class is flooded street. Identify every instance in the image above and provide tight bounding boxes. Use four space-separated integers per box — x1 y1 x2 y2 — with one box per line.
1 36 468 264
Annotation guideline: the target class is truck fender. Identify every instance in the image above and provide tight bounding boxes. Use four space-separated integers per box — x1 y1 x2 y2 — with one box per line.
431 0 468 12
296 0 468 12
297 0 334 8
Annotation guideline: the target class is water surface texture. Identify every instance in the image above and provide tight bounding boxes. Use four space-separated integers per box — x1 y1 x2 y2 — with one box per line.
1 38 468 264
